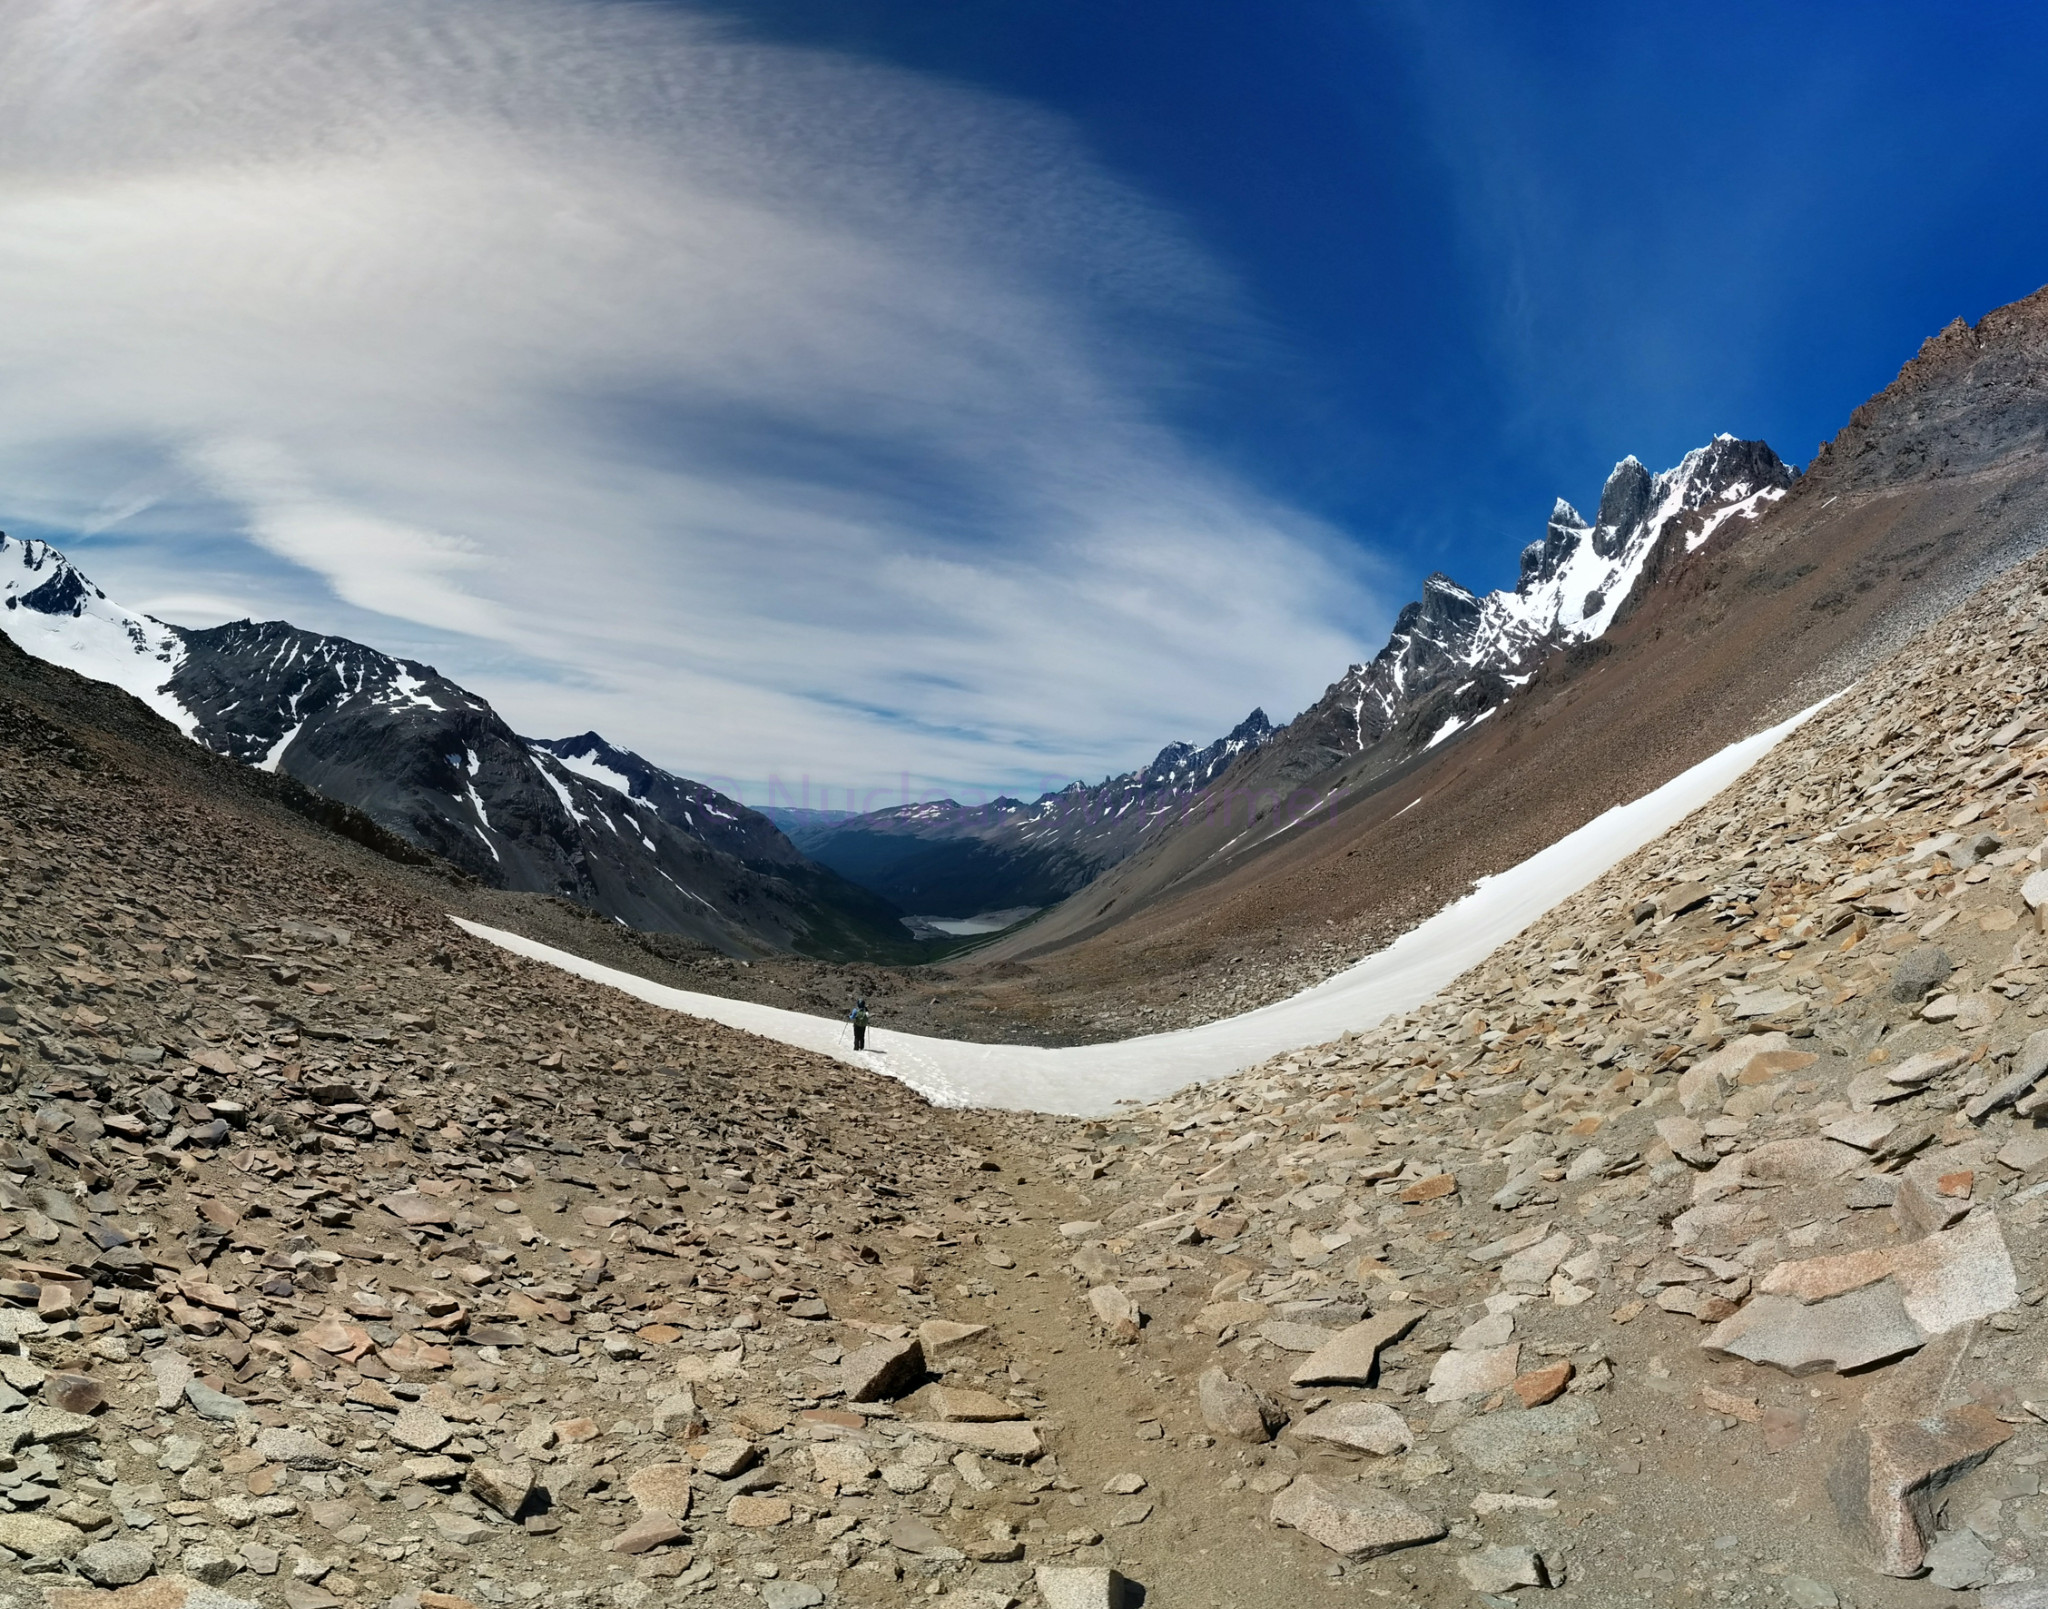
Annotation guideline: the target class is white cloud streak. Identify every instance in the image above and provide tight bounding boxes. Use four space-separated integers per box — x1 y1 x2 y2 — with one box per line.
0 0 1386 796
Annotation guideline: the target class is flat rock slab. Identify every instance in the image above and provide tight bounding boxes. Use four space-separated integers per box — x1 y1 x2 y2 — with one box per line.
1457 1304 1520 1348
692 1438 758 1479
1289 1308 1421 1387
182 1380 245 1422
0 1509 86 1557
1499 1232 1574 1289
1426 1342 1519 1403
1749 1211 2015 1340
810 1443 879 1484
76 1536 157 1587
1737 1138 1862 1188
1194 1301 1269 1333
147 1350 194 1411
1680 1034 1794 1112
1998 1130 2048 1173
1823 1112 1900 1151
1256 1320 1339 1353
1830 1404 2012 1575
609 1515 684 1554
1289 1401 1413 1456
1703 1284 1925 1374
903 1420 1043 1460
1269 1474 1444 1558
726 1495 793 1528
29 1403 99 1443
926 1387 1023 1422
375 1191 454 1227
388 1402 454 1452
916 1320 989 1356
1983 1585 2048 1609
254 1428 336 1470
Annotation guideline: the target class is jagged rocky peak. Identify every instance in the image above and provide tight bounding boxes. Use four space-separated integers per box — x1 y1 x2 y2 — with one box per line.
2 535 96 615
1225 705 1275 747
1401 573 1483 634
1308 434 1795 763
533 730 652 792
1140 707 1276 789
1592 456 1654 558
1524 438 1793 590
1523 501 1589 588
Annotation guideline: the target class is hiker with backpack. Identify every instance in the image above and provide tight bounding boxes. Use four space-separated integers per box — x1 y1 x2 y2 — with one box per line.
849 997 870 1051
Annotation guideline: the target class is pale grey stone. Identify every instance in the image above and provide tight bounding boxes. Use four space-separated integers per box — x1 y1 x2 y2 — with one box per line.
1924 1528 1995 1590
840 1337 924 1402
1290 1401 1413 1456
1269 1475 1443 1558
77 1535 156 1586
1197 1367 1285 1442
183 1379 247 1422
1289 1309 1421 1387
1890 945 1954 1002
1456 1544 1547 1594
1033 1564 1133 1609
0 1511 87 1558
254 1427 337 1470
148 1348 195 1410
1702 1285 1925 1374
388 1402 454 1452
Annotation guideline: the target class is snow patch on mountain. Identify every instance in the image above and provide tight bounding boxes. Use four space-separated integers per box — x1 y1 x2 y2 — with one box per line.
549 745 637 799
527 748 592 827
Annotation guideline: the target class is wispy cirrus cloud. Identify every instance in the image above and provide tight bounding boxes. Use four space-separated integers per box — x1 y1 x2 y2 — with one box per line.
0 0 1387 796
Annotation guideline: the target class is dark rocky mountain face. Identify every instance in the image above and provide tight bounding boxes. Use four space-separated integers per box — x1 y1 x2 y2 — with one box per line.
531 731 796 868
1802 286 2048 497
800 709 1277 918
0 560 911 961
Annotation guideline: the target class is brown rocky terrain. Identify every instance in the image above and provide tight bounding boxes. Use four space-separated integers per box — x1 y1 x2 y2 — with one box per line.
18 370 2048 1606
933 285 2048 1041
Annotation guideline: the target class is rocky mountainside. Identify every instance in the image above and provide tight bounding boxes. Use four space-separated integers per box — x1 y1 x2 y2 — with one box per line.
798 711 1276 920
997 545 2048 1604
13 500 2048 1609
968 288 2048 1019
1202 435 1795 816
0 539 909 963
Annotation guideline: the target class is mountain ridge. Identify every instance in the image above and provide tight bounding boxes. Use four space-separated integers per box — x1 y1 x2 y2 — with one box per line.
0 537 912 961
796 707 1277 918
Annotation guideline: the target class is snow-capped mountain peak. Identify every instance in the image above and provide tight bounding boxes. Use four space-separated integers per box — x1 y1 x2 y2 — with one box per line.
1316 435 1795 759
0 532 195 734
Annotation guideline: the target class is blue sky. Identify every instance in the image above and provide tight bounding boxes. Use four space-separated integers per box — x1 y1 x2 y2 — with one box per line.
676 0 2048 592
1 0 2045 803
